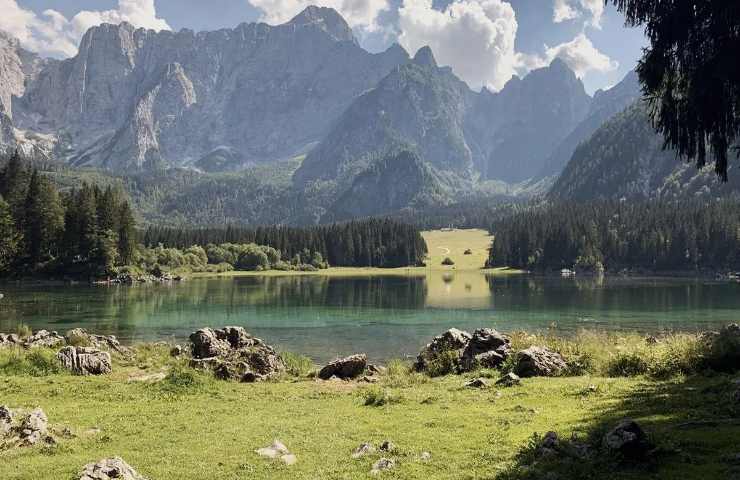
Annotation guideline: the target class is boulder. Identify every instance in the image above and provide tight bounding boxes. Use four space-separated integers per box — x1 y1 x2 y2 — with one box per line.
65 329 132 357
24 330 65 349
19 408 48 446
371 458 395 475
189 327 285 380
0 405 12 435
602 419 652 458
414 328 472 372
169 345 184 357
57 346 112 375
460 328 511 370
352 442 375 459
256 440 296 465
705 323 740 371
495 372 521 387
318 354 367 380
464 378 488 389
79 457 148 480
0 333 20 347
514 347 566 377
379 440 395 452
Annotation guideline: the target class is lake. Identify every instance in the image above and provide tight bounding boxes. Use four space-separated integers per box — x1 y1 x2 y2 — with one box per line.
1 273 739 362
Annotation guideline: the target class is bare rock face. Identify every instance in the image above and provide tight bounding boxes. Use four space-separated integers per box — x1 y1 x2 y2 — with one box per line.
12 8 407 172
603 419 652 458
57 346 113 375
318 354 367 380
24 330 66 349
513 346 566 377
79 457 148 480
189 327 285 380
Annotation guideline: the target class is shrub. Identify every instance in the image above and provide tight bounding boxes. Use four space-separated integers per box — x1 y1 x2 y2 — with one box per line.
158 366 205 394
282 352 314 377
0 348 65 376
425 350 459 377
15 323 32 339
606 352 649 377
362 386 401 407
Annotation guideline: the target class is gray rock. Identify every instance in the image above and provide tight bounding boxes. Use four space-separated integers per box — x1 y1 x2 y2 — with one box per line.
603 419 652 458
169 345 183 357
65 329 131 357
464 378 488 389
352 442 375 459
379 440 395 452
79 457 148 480
188 327 285 380
57 346 113 375
514 347 567 377
24 330 65 349
0 405 12 434
0 333 21 347
318 354 367 380
414 328 472 372
420 451 432 461
19 408 48 446
460 328 511 371
495 372 521 387
256 440 296 464
371 458 395 475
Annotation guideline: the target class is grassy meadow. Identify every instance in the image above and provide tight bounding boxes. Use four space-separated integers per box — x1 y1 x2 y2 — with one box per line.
2 331 740 479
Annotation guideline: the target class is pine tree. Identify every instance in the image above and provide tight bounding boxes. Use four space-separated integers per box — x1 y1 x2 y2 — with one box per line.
23 170 64 264
0 149 28 226
118 201 137 265
0 196 21 272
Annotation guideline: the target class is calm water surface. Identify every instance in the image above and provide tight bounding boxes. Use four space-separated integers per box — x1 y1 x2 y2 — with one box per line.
1 273 739 362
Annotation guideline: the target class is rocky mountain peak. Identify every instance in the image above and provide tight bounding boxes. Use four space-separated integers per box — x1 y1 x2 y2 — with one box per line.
288 6 356 44
412 46 437 68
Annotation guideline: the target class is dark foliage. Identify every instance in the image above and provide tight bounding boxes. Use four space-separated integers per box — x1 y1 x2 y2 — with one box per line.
488 200 740 272
142 219 428 268
611 1 740 179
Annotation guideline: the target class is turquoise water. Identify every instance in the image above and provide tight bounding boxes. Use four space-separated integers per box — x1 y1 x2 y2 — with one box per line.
1 273 739 362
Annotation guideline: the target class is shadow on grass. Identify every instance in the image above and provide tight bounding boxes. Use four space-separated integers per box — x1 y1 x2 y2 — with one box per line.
497 373 740 480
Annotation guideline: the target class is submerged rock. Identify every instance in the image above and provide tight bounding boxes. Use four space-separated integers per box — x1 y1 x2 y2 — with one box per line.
79 457 148 480
189 327 285 381
514 346 566 377
318 354 367 380
57 346 113 375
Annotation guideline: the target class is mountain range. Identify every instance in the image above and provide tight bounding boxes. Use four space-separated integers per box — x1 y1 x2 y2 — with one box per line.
0 6 736 226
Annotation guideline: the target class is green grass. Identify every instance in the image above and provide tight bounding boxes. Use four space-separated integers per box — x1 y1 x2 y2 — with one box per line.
1 335 739 479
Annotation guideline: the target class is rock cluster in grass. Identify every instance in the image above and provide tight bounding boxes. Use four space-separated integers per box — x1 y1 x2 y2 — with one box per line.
189 326 285 382
414 328 512 374
0 330 66 349
79 457 148 480
0 406 55 448
57 346 113 376
65 328 133 357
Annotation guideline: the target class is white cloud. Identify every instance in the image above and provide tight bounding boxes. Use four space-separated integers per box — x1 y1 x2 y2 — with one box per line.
248 0 390 31
552 0 604 28
0 0 170 58
521 33 618 78
397 0 519 91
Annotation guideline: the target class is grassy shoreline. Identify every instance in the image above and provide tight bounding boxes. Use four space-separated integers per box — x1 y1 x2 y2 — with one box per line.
2 328 739 479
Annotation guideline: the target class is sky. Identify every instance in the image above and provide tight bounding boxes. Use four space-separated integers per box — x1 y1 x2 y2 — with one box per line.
4 0 647 94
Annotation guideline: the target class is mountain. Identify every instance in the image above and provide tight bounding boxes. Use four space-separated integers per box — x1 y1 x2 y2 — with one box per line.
537 70 641 179
294 46 475 188
326 149 451 221
10 7 408 171
467 58 591 183
549 102 740 201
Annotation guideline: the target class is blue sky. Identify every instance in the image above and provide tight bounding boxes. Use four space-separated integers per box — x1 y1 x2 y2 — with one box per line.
10 0 646 94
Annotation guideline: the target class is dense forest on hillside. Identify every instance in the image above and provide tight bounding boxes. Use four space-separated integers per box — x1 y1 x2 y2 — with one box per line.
488 200 740 273
142 219 428 269
0 152 427 278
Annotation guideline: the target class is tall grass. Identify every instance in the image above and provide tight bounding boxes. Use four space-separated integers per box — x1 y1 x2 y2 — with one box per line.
281 352 315 377
0 347 65 376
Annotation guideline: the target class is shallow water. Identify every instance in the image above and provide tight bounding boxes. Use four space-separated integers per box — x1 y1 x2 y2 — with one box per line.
1 273 739 362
